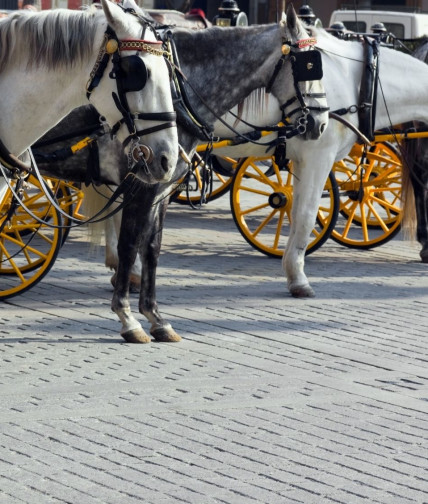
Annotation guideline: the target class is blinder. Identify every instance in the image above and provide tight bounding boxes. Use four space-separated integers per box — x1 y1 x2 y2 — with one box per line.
119 55 149 93
292 50 323 82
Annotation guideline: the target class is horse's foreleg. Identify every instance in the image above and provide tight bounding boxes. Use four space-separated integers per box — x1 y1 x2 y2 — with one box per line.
106 209 142 292
283 157 333 297
111 189 150 343
138 198 181 342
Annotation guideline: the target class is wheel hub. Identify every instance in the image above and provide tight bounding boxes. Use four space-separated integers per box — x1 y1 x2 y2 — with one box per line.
268 192 287 208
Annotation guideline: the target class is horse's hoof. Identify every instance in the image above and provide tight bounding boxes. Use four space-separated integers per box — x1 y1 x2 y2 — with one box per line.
121 328 151 343
290 284 315 298
150 327 182 342
420 250 428 263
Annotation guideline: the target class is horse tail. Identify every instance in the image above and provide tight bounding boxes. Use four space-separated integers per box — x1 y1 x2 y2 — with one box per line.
81 184 114 247
399 138 417 240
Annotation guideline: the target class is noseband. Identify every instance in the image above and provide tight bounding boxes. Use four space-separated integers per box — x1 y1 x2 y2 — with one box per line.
86 23 177 168
266 36 329 138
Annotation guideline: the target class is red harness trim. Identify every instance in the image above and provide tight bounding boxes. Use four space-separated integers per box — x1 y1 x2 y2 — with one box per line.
120 39 163 48
119 39 168 56
297 37 317 49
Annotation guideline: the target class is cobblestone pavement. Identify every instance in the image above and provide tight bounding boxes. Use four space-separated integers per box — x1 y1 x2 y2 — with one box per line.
1 198 428 504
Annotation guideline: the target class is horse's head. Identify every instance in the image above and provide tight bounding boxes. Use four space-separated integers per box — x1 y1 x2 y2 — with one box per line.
270 4 329 141
89 0 178 184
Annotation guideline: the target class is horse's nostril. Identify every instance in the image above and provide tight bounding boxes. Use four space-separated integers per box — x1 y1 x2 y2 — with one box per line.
160 156 170 173
320 122 327 135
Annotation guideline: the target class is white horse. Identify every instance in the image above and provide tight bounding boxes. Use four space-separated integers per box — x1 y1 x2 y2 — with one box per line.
0 0 178 184
278 29 428 296
208 27 428 298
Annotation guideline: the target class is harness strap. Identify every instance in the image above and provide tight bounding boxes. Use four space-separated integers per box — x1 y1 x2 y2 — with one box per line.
0 139 32 173
281 93 329 118
290 55 307 109
122 121 177 148
111 111 177 135
86 27 118 100
358 36 380 142
266 54 286 94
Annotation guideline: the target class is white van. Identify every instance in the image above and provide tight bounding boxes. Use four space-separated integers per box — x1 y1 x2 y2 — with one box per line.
329 10 428 39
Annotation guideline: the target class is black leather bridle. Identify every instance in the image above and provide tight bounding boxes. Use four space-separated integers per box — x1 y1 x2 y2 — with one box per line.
86 22 177 169
265 36 329 139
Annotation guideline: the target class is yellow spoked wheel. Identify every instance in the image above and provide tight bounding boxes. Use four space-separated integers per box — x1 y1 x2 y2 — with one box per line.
0 175 63 299
47 179 85 244
172 155 237 205
230 156 339 258
331 142 403 249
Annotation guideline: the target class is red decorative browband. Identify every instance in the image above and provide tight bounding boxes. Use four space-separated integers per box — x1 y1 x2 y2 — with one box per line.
297 38 317 49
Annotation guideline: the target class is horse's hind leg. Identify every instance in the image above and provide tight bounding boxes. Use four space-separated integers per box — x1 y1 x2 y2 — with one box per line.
111 189 151 343
409 148 428 262
419 193 428 262
414 189 428 262
138 197 181 342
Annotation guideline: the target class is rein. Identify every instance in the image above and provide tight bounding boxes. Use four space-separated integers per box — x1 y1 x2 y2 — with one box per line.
165 32 215 141
0 154 141 230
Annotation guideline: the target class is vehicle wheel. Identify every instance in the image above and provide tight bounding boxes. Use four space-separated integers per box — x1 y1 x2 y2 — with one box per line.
172 155 237 205
230 155 339 258
0 175 63 299
48 179 85 245
331 142 403 249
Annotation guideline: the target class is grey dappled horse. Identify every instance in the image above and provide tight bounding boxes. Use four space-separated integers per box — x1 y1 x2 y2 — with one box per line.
35 5 329 343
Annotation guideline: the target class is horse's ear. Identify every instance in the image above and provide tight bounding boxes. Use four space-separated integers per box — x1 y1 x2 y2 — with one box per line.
286 3 299 31
121 0 139 11
101 0 127 32
279 11 287 25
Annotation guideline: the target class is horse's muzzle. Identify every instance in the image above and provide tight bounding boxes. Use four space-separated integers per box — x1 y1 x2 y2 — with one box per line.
301 114 327 140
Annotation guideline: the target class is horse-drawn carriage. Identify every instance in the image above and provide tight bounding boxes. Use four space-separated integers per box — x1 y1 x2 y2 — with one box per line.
2 2 428 343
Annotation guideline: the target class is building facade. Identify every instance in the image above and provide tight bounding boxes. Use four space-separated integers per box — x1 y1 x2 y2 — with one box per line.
2 0 428 28
154 0 428 27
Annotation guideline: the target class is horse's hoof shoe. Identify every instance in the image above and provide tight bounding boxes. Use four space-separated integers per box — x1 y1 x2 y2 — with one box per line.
121 329 151 343
150 328 182 342
290 285 315 298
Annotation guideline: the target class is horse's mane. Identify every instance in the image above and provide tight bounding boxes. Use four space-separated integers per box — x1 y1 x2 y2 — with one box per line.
412 38 428 64
235 89 270 125
0 7 102 73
